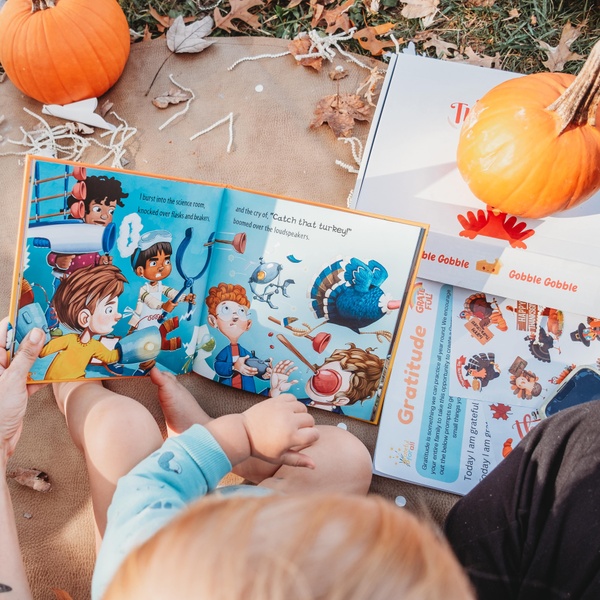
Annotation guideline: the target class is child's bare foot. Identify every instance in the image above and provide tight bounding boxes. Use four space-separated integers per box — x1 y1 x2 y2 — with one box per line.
53 380 104 415
149 368 212 437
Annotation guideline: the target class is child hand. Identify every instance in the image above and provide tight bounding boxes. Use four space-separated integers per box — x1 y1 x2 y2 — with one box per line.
241 395 318 468
0 319 46 464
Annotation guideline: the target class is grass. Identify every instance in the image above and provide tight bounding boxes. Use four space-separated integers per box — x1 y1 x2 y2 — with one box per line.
118 0 600 74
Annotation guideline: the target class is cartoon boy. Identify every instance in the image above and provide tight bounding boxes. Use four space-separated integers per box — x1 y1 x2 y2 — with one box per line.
205 282 267 392
128 230 195 331
297 343 384 415
48 174 128 275
39 264 127 380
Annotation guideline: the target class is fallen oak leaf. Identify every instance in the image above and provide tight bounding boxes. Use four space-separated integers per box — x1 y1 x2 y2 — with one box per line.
7 468 51 492
400 0 439 26
447 46 501 68
149 6 172 31
152 87 193 109
167 15 215 53
537 21 585 72
310 93 371 137
415 31 458 58
353 23 397 56
213 0 265 33
319 0 355 34
289 36 323 71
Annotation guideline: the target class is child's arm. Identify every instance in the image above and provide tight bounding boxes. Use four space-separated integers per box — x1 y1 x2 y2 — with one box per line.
92 397 318 600
0 323 46 600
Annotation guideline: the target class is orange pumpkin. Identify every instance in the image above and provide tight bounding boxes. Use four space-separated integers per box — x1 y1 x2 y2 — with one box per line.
456 39 600 219
0 0 130 105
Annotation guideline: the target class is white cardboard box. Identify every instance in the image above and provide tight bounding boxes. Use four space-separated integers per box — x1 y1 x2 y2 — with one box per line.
352 52 600 317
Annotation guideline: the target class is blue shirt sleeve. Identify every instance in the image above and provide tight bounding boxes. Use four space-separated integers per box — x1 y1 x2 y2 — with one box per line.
92 424 232 600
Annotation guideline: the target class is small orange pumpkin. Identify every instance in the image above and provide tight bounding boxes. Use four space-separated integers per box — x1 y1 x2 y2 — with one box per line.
0 0 130 105
456 39 600 219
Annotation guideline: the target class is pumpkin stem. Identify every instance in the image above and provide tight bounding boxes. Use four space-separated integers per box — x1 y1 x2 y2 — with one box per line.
31 0 56 12
547 38 600 134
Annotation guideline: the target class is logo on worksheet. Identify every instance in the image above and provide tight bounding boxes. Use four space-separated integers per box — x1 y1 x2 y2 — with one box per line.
410 282 433 314
388 440 415 467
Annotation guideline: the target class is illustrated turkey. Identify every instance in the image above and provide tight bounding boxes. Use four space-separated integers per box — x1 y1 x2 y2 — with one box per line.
310 258 400 341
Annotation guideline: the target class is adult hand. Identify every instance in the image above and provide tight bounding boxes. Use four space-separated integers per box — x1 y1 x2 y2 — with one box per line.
0 318 45 465
241 394 319 468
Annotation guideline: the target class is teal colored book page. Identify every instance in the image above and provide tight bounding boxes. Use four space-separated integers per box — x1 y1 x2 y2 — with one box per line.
192 187 425 423
14 158 223 381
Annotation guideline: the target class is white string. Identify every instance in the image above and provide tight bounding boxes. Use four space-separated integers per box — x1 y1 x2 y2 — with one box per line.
158 74 196 131
189 112 234 153
0 107 136 168
388 33 401 54
292 29 372 71
335 159 359 174
338 136 363 165
228 51 291 71
335 136 363 174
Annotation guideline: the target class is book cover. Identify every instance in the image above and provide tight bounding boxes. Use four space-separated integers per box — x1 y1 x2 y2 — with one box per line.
374 277 600 494
9 156 428 423
352 52 600 316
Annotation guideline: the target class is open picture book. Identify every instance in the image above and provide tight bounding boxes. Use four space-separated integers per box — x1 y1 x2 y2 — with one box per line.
9 156 427 423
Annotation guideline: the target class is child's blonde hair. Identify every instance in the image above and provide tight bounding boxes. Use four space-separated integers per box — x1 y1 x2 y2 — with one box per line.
104 492 474 600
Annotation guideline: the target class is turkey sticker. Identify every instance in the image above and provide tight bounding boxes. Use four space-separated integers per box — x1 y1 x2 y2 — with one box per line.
460 291 508 345
507 356 542 401
456 352 501 391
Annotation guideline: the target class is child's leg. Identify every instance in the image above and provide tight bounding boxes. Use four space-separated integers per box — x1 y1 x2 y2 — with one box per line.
151 369 373 495
53 380 163 543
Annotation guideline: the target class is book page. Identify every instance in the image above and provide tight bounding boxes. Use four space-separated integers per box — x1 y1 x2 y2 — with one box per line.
192 187 426 423
374 278 600 494
11 157 223 381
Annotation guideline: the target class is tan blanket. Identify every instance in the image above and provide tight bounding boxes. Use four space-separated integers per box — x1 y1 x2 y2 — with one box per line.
0 37 459 600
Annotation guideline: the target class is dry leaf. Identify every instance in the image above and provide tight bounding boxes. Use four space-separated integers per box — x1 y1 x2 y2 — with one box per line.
142 24 153 42
366 0 380 14
167 15 215 54
53 589 75 600
329 66 349 80
287 0 303 6
149 6 172 31
466 0 494 6
504 8 520 20
530 14 537 26
400 0 439 26
356 67 385 107
310 2 325 28
8 468 51 492
447 47 501 69
353 23 398 56
213 0 265 33
537 21 585 72
319 0 355 34
289 36 323 71
65 122 95 135
417 32 458 58
310 93 371 137
153 87 193 109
